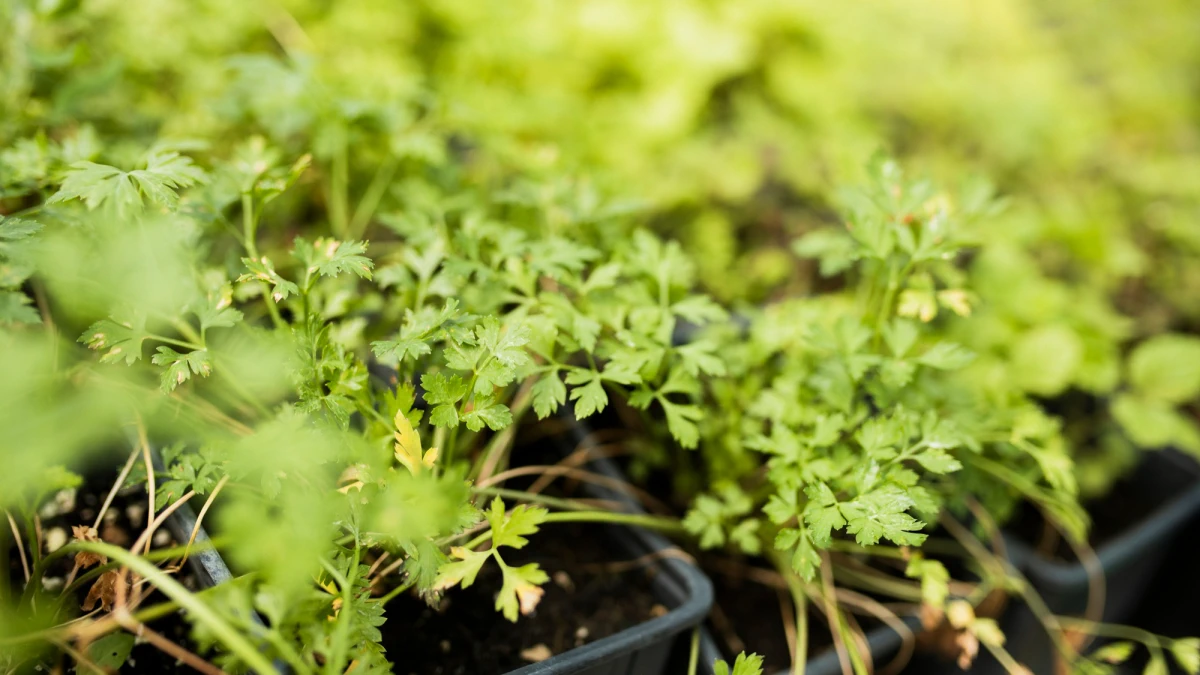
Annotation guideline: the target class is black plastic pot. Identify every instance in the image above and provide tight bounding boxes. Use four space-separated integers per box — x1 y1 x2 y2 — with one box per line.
689 616 922 675
993 448 1200 673
576 434 923 675
522 419 716 675
169 426 713 675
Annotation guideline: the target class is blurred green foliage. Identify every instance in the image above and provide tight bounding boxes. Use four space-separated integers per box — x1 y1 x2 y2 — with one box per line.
3 0 1200 670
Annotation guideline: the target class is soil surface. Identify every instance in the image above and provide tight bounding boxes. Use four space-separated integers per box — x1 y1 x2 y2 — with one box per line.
381 521 662 675
3 469 204 673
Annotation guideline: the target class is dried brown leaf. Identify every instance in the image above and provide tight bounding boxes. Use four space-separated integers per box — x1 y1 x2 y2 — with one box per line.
82 570 123 612
71 526 106 569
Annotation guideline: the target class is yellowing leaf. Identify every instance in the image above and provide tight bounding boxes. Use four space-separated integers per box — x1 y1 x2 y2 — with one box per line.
394 410 437 474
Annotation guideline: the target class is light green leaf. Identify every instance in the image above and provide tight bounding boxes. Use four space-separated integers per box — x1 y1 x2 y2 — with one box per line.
1091 641 1135 665
152 347 213 393
531 376 567 419
712 652 764 675
1010 325 1083 396
1129 334 1200 404
1171 638 1200 674
916 342 976 371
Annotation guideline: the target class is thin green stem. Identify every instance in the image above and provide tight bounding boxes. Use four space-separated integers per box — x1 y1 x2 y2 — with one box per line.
540 510 683 532
329 130 350 238
321 543 358 675
472 487 599 513
242 193 259 258
378 578 417 607
169 318 205 348
147 334 205 351
686 628 701 675
1054 617 1171 649
241 192 286 329
461 510 683 553
783 567 808 675
470 379 536 481
348 155 397 239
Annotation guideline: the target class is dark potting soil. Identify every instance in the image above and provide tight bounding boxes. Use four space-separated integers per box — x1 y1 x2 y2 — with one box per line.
381 521 662 675
702 554 832 673
3 468 207 673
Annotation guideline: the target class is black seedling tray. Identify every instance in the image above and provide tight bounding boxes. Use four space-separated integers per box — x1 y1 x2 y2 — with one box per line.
170 422 713 675
690 614 922 675
517 418 716 675
994 448 1200 673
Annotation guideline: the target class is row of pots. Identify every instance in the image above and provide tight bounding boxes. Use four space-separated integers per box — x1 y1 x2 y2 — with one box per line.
163 431 1200 675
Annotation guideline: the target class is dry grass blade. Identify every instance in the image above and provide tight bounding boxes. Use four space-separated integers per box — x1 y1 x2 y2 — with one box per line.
527 441 630 495
114 609 226 675
94 448 141 530
6 510 30 583
134 418 156 555
476 465 672 515
180 475 229 567
819 553 854 675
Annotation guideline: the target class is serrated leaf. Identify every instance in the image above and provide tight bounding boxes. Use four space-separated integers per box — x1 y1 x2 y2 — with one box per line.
841 486 927 547
487 497 547 550
568 376 608 419
463 401 513 431
661 400 702 448
531 376 567 419
394 409 437 475
671 295 728 324
238 256 300 301
429 405 459 428
916 342 976 370
151 347 213 393
80 315 150 364
294 237 374 280
0 290 40 325
421 372 470 406
49 152 205 214
712 652 764 675
496 562 549 622
432 546 489 591
0 216 41 242
802 483 846 546
912 447 962 474
676 340 727 377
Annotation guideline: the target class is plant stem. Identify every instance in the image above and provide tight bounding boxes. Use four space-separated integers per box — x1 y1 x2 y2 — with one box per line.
784 568 808 675
241 192 287 329
686 627 700 675
321 542 359 675
348 155 397 239
378 578 416 607
471 487 599 513
329 128 349 238
71 542 279 675
1053 617 1170 649
461 510 683 552
472 378 536 481
540 510 683 532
